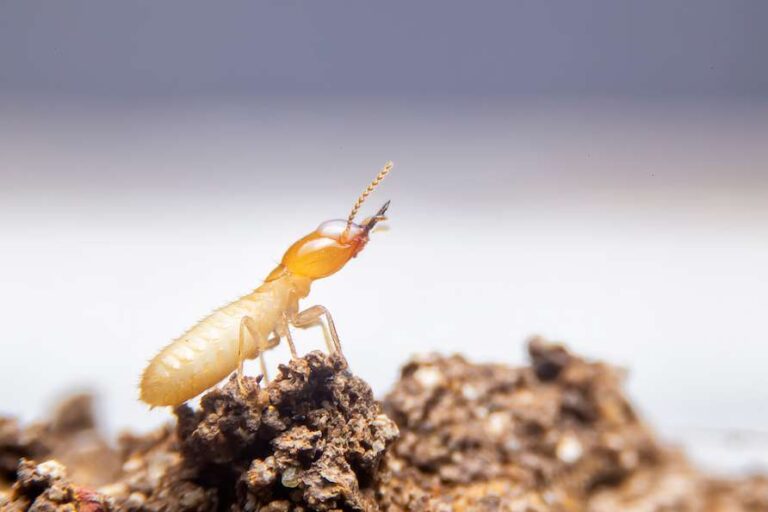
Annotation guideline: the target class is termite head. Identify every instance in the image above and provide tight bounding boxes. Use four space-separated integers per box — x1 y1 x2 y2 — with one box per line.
267 162 392 282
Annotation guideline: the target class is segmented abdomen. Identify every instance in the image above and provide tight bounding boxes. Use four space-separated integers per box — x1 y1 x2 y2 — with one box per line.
139 276 297 406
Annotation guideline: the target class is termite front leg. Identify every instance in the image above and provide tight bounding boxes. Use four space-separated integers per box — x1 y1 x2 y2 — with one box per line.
290 305 345 360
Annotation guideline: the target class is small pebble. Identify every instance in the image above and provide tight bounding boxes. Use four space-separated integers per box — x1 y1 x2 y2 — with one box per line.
556 434 583 464
281 466 301 488
462 384 480 401
486 412 509 436
413 366 443 390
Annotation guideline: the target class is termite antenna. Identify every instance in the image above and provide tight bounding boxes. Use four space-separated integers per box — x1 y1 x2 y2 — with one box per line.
346 161 393 230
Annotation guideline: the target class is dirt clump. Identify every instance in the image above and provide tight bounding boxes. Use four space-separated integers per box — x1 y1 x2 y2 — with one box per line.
3 458 113 511
377 338 766 511
2 352 397 511
2 342 768 511
107 351 397 511
1 394 120 493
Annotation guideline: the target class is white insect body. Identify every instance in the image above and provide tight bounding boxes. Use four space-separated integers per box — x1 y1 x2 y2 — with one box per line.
140 274 311 406
139 162 392 407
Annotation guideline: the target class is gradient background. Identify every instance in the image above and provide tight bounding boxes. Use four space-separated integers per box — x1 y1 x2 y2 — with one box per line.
1 1 767 473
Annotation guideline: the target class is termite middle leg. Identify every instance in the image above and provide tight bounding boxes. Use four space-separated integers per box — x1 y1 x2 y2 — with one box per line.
290 305 343 357
258 335 280 385
237 316 279 393
259 331 280 384
259 352 270 384
280 313 299 359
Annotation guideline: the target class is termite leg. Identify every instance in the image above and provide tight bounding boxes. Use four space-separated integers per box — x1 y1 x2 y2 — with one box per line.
259 352 270 384
237 317 257 395
281 313 298 359
291 305 344 360
317 321 334 355
285 326 298 359
258 335 280 384
238 316 279 393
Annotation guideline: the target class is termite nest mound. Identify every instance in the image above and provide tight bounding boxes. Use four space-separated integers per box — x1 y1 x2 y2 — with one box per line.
378 338 660 510
2 352 399 511
2 342 768 511
168 351 398 511
380 340 684 510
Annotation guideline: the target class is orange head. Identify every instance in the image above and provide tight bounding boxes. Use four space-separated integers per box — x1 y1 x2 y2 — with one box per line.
266 162 392 282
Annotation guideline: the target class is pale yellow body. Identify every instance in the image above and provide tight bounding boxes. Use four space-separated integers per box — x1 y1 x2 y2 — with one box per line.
139 274 311 406
139 162 393 407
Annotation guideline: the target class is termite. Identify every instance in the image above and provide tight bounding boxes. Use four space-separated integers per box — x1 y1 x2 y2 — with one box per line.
139 162 393 407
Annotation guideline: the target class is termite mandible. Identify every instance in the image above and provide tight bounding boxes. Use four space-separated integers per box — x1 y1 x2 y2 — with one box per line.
139 162 393 407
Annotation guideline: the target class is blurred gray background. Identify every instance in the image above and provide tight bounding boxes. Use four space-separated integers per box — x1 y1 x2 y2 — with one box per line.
1 1 767 473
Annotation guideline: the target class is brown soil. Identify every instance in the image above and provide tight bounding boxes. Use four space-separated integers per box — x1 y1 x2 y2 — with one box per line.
1 341 766 511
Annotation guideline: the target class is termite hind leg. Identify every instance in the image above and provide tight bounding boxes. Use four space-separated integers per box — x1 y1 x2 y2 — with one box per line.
291 305 345 362
236 317 255 396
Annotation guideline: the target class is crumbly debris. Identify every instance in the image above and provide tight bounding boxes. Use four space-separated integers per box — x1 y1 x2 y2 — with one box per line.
379 338 661 510
0 395 120 492
107 351 398 511
708 475 768 512
2 343 768 511
1 458 113 511
588 453 768 512
0 418 46 488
